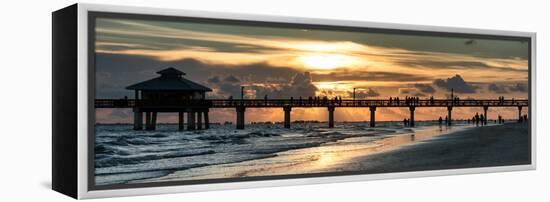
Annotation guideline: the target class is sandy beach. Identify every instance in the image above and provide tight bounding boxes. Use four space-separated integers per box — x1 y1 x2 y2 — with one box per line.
133 122 529 184
346 122 530 174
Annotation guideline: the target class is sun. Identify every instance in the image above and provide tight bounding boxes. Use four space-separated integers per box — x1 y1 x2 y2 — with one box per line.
299 54 360 70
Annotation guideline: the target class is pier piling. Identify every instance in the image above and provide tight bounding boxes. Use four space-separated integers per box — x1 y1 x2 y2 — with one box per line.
283 106 291 128
151 112 157 130
518 106 523 122
369 106 376 127
328 106 335 128
178 112 184 131
204 111 210 129
197 111 203 130
483 106 489 125
133 111 143 130
447 106 453 126
145 112 152 130
409 106 415 127
187 111 196 130
236 107 246 129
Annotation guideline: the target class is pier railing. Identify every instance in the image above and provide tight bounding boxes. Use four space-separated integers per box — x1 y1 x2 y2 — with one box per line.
95 98 528 109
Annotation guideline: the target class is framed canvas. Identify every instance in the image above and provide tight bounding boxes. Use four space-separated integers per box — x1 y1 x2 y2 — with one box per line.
52 3 536 199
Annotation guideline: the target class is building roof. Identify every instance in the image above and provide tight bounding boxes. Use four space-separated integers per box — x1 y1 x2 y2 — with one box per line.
126 67 212 92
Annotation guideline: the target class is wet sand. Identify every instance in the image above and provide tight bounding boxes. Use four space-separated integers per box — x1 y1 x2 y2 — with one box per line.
345 123 530 173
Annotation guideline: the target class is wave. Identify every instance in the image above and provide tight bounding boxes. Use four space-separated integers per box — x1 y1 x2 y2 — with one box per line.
94 123 408 185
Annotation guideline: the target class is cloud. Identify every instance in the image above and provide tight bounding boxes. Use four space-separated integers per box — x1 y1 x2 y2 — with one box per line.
413 83 435 93
311 70 430 82
206 76 221 83
207 75 242 98
95 53 302 98
350 88 380 98
433 74 476 93
224 75 240 83
509 83 528 92
397 60 527 73
206 72 318 99
398 88 415 94
270 72 317 98
488 83 508 93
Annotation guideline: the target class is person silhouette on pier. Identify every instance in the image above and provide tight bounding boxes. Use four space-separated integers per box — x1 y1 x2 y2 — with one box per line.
475 113 480 126
438 116 443 125
445 116 449 125
403 118 408 127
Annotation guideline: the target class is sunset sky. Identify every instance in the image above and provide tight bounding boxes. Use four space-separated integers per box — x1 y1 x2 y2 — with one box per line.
94 17 529 124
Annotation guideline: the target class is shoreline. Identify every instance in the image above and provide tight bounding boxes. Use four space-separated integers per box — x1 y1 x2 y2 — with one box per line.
134 124 481 183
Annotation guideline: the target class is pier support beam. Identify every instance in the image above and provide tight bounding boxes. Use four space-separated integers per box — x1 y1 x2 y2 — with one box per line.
409 106 415 127
483 106 488 125
145 112 153 130
197 111 203 130
187 111 196 130
369 106 376 127
236 107 246 129
447 106 453 126
328 106 335 128
518 106 523 122
178 112 184 131
204 111 210 129
133 111 143 130
151 112 157 130
283 106 291 128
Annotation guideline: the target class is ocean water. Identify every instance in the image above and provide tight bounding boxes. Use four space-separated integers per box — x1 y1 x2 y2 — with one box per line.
94 121 468 185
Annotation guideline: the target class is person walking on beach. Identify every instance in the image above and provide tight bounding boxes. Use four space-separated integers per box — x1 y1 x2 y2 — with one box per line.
475 113 480 126
438 116 443 125
403 118 408 127
480 114 485 126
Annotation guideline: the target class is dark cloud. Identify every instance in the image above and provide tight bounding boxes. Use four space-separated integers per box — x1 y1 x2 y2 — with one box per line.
95 53 301 98
207 75 242 98
433 74 476 93
509 83 528 93
413 83 435 93
254 72 318 99
206 76 220 83
311 70 430 82
206 72 317 99
397 60 527 73
488 83 508 93
223 75 240 83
